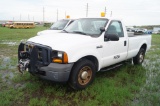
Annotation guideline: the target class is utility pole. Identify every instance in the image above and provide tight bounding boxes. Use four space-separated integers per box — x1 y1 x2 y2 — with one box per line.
28 14 30 21
105 7 106 14
20 14 21 21
57 9 58 21
65 11 66 18
43 7 45 23
110 11 112 17
86 3 88 17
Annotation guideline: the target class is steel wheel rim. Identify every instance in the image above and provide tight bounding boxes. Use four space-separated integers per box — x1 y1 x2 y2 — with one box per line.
139 52 144 63
78 66 92 85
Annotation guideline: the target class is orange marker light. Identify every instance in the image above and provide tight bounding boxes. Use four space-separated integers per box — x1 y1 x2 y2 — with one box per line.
53 58 62 63
63 52 68 63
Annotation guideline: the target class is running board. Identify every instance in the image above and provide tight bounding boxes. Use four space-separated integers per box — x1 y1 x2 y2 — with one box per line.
100 63 123 72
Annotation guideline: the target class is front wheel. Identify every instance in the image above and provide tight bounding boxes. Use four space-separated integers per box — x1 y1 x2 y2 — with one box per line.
133 48 145 65
69 59 96 90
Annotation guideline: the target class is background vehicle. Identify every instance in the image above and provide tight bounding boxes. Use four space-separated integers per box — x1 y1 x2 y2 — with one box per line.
2 23 6 27
10 22 35 29
37 19 74 35
18 18 151 90
5 21 13 28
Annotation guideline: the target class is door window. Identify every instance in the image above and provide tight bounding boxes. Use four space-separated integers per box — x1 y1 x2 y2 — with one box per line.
106 21 124 37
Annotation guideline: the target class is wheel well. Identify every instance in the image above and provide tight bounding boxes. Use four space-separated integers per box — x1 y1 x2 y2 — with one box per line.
77 56 99 71
141 44 147 51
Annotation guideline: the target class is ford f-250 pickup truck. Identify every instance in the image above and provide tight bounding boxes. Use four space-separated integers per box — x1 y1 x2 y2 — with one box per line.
17 18 151 90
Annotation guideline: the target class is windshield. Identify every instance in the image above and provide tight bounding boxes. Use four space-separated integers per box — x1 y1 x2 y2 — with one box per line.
50 20 69 30
65 18 108 36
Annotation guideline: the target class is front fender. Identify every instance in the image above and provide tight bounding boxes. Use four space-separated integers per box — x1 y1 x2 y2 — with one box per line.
68 49 103 71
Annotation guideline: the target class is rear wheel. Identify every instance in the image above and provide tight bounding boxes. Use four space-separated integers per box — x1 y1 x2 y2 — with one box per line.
69 59 96 90
133 48 145 65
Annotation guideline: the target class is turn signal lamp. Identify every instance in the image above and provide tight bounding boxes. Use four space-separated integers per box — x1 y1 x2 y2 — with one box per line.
53 58 62 63
52 51 68 64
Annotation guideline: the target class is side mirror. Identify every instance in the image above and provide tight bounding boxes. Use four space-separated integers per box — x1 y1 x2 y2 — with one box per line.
104 34 119 41
100 27 105 32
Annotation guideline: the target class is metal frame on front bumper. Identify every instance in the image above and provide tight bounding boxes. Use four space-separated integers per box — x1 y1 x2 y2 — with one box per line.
18 42 74 82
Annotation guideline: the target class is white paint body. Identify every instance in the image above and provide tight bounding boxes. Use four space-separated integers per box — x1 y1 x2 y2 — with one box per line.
37 30 61 35
28 18 151 71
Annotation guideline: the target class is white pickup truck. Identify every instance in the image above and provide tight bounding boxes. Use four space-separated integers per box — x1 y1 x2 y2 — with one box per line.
37 19 74 35
18 18 151 90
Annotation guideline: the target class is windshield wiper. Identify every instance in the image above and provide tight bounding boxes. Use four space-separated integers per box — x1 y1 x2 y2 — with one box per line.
73 31 87 35
63 29 68 33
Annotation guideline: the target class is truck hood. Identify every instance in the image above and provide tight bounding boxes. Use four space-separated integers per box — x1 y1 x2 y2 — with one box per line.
37 30 62 35
28 32 97 51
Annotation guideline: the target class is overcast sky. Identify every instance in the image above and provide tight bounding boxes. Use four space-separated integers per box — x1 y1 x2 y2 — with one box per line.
0 0 160 26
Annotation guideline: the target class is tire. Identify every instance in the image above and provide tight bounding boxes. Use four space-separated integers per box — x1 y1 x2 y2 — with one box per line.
69 59 96 90
133 48 145 65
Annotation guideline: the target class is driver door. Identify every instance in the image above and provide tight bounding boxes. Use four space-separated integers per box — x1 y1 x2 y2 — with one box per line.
102 21 128 68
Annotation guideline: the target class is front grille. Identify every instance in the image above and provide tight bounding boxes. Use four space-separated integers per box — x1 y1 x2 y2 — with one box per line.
25 42 52 66
37 47 50 65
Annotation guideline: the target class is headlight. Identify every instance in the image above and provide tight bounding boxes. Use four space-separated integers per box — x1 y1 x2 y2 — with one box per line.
52 51 68 64
57 51 63 58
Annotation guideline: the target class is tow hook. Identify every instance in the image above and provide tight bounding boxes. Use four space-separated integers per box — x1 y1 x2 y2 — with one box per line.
17 59 30 74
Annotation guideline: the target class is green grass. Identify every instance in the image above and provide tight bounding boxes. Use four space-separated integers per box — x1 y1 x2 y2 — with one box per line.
0 26 46 41
0 27 160 106
131 34 160 106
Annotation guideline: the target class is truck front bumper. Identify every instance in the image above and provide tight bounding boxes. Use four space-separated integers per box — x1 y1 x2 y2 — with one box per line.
18 42 74 82
38 63 74 82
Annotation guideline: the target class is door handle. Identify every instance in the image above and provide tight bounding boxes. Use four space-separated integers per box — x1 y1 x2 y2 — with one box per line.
124 41 127 46
96 45 103 49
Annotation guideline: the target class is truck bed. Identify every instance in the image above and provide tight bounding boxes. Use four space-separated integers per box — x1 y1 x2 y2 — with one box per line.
127 34 151 59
